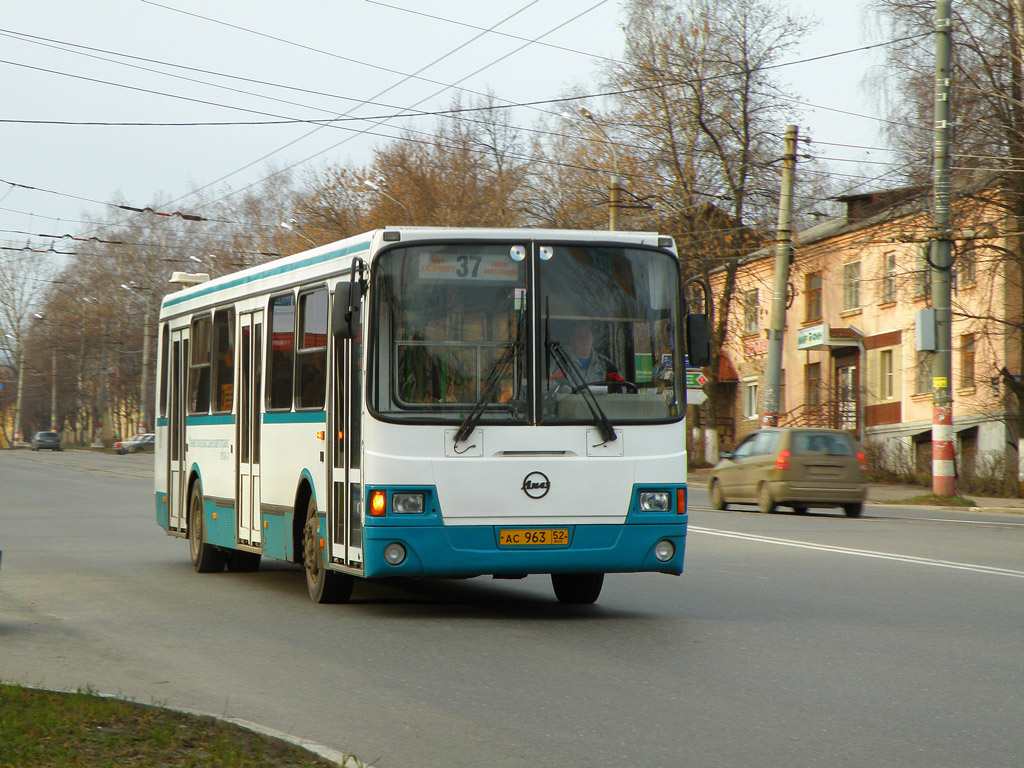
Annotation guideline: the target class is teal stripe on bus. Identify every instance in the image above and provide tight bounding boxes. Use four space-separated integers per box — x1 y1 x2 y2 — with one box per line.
162 240 371 308
263 411 327 424
187 414 235 426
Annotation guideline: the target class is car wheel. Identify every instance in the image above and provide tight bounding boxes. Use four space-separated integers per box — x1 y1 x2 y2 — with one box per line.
551 573 604 605
302 495 353 604
188 483 226 573
757 483 776 514
709 479 727 510
843 502 863 518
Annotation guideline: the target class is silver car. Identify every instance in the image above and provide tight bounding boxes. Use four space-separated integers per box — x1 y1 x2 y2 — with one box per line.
708 428 868 517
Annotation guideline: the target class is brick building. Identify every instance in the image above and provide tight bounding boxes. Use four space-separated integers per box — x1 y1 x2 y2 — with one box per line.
705 186 1023 485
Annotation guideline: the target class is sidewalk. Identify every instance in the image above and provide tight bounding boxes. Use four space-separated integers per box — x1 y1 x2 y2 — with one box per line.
687 469 1024 515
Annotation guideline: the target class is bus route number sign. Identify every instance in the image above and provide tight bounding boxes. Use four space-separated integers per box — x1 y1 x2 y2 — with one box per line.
498 528 569 546
417 252 519 282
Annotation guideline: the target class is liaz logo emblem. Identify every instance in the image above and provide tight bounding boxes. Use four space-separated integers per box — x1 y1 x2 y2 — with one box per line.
521 471 551 499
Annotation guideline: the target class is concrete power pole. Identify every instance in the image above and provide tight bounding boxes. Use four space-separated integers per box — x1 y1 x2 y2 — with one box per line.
931 0 956 497
761 125 799 427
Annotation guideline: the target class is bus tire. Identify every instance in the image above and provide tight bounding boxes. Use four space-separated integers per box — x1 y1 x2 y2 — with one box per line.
551 573 604 605
302 495 353 604
226 550 261 572
188 483 226 573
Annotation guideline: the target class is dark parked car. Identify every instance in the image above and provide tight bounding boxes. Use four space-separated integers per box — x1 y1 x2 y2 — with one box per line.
30 431 61 451
708 428 868 517
115 433 155 454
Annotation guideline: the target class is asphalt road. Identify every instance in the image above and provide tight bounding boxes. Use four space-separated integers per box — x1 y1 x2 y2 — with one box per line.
1 450 1022 768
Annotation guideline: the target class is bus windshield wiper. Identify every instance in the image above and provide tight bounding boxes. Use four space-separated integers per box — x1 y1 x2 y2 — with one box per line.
453 342 518 444
546 341 617 443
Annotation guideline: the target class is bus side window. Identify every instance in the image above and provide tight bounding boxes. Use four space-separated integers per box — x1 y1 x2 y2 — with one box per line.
268 293 295 410
212 308 235 414
296 288 327 409
189 315 212 414
158 324 169 418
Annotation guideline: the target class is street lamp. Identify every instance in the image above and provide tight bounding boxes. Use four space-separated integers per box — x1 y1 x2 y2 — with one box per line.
121 283 154 433
279 218 317 247
565 107 622 231
364 179 411 219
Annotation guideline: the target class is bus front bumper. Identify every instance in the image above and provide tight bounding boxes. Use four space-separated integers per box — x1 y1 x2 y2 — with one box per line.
359 519 687 579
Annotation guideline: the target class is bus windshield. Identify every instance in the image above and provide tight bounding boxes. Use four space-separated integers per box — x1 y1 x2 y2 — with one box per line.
369 241 681 425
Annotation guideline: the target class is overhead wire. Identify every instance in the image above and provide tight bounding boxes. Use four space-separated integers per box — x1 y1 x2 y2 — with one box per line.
0 7 942 245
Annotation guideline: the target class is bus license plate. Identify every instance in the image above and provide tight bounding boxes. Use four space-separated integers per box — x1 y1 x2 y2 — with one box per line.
499 528 568 546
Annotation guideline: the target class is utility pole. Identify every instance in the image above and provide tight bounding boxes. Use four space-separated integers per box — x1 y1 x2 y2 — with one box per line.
931 0 956 497
761 125 799 428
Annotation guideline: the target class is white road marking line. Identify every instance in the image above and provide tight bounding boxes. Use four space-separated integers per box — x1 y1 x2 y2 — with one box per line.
689 526 1024 579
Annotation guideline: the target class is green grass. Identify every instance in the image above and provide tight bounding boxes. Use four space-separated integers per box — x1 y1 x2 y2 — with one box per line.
888 493 976 507
0 684 342 767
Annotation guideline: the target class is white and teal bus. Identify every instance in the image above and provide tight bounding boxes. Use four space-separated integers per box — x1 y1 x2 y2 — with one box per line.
154 227 710 604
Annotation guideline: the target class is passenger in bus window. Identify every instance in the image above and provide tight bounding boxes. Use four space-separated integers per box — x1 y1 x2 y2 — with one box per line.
218 347 234 411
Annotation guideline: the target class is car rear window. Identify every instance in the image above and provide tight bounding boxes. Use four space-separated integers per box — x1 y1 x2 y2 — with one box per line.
792 433 853 456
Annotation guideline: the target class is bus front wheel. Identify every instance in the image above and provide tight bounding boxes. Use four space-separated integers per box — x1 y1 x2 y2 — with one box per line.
551 573 604 605
188 484 226 573
302 495 353 604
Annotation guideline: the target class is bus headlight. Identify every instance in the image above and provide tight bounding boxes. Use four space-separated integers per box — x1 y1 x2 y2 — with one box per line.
654 540 675 562
393 493 425 514
639 491 671 512
383 543 407 565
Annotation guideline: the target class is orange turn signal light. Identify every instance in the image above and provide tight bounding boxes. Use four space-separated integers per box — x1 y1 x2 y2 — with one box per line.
677 487 686 514
370 490 387 516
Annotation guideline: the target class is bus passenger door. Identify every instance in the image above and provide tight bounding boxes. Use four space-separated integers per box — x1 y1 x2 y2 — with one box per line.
237 311 264 546
330 323 362 568
167 328 188 532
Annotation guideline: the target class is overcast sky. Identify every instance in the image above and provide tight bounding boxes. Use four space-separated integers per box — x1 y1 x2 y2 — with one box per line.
0 0 898 256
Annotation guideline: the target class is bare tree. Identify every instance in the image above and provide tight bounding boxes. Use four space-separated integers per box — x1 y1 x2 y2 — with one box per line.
603 0 811 429
0 248 58 444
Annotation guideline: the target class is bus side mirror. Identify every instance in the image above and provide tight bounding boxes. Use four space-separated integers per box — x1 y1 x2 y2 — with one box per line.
686 313 712 367
333 279 362 340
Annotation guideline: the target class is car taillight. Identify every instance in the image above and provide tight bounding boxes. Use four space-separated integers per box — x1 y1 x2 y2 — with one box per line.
775 449 791 470
857 451 868 472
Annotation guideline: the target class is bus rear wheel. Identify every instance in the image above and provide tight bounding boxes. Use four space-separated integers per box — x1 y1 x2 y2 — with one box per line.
302 495 353 604
551 573 604 605
188 484 226 573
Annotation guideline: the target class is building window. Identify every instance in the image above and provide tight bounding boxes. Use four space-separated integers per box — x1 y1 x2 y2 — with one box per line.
960 334 975 389
743 289 759 335
957 242 976 287
880 349 894 400
742 379 759 419
842 261 860 310
806 362 821 407
915 246 931 299
882 252 897 303
805 272 822 321
916 351 933 395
